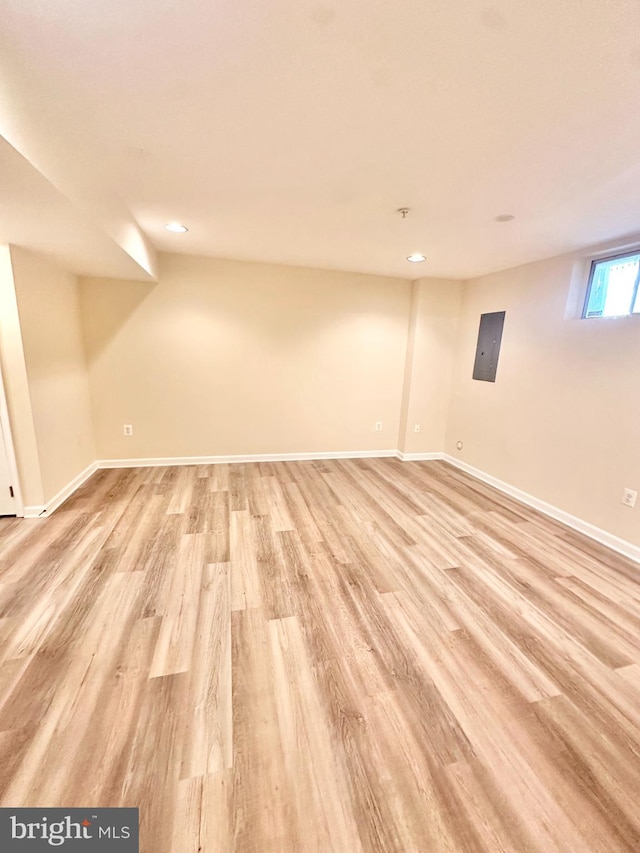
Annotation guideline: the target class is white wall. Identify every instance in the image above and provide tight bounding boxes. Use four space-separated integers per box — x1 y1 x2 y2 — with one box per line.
11 246 95 503
80 253 411 459
446 247 640 548
0 245 43 508
399 277 462 453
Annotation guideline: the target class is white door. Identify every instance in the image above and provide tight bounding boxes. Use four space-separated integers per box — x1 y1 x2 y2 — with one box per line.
0 417 16 515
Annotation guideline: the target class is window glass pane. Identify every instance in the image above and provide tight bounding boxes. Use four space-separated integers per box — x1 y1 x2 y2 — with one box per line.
585 254 640 317
585 264 608 316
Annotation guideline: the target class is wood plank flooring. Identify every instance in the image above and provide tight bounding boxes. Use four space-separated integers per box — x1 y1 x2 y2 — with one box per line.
1 458 640 852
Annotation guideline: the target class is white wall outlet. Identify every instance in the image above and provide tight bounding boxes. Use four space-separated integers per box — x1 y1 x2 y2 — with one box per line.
414 423 421 433
375 421 383 431
123 424 134 436
622 488 637 508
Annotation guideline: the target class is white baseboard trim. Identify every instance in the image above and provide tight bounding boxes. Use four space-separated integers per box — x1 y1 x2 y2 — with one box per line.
23 461 99 519
443 454 640 565
397 451 445 462
96 449 399 469
23 505 46 519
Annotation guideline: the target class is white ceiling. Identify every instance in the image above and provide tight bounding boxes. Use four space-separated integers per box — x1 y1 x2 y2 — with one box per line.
2 0 640 280
0 137 155 279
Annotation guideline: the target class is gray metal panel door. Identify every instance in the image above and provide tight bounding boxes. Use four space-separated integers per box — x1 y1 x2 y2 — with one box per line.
472 311 505 382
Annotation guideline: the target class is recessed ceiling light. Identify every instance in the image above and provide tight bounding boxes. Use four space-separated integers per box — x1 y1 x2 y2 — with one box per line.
164 222 188 233
406 253 426 263
494 214 515 222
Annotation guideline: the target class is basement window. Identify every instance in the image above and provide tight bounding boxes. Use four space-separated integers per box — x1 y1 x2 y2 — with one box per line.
583 251 640 318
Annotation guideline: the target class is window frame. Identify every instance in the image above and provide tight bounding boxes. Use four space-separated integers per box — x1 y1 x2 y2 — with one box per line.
582 249 640 319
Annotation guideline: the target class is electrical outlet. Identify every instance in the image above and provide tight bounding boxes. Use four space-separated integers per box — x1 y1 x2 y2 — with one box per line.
414 424 421 433
375 421 383 431
123 424 134 436
622 488 637 508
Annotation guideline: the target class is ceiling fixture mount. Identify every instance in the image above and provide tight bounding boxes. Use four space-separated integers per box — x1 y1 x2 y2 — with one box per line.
494 214 515 222
397 210 426 263
164 222 188 233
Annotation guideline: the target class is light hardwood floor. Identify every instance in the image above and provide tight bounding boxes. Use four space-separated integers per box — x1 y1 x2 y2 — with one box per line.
1 458 640 852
